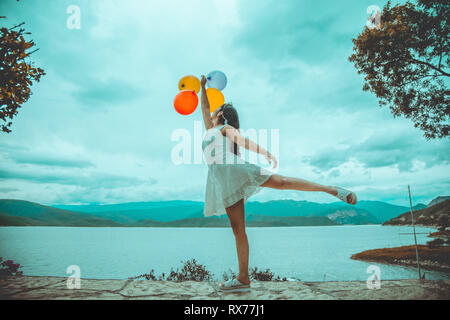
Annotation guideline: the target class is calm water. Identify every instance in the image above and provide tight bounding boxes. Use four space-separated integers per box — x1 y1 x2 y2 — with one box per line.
0 225 448 281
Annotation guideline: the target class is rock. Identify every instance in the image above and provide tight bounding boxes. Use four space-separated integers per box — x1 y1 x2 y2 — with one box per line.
0 276 448 300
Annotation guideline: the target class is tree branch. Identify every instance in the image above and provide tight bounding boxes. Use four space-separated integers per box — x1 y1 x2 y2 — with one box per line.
410 58 450 76
9 22 25 31
399 74 443 87
26 48 39 56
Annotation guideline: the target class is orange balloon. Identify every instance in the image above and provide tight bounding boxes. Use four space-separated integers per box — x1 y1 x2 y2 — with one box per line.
174 90 198 115
206 88 225 113
178 75 201 94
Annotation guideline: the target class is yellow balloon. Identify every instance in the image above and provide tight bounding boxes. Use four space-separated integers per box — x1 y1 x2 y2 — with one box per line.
178 75 200 94
206 88 225 113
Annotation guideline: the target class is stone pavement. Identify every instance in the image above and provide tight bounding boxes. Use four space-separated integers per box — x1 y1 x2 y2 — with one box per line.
0 276 449 300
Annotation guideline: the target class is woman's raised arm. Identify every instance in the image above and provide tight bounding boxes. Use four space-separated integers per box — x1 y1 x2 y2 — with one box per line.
222 126 278 169
200 75 213 130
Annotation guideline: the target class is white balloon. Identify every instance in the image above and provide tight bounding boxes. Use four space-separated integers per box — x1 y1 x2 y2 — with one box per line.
206 70 227 91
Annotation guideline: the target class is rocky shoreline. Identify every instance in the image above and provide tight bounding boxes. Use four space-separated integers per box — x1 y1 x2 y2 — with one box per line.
351 245 450 274
0 276 449 300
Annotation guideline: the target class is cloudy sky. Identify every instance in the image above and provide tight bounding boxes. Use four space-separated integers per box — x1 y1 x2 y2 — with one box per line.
0 0 448 206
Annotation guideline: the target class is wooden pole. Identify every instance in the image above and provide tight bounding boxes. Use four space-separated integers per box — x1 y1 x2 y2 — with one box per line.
408 185 422 281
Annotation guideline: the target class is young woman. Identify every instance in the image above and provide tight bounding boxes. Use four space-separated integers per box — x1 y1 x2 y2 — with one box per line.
199 75 357 293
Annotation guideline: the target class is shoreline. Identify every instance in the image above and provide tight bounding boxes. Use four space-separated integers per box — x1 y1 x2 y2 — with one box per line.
351 257 450 274
1 275 449 300
351 245 450 274
0 224 415 228
5 273 446 282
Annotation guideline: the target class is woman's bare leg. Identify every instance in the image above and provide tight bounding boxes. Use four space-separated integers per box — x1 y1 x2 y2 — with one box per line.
224 199 250 285
261 174 355 204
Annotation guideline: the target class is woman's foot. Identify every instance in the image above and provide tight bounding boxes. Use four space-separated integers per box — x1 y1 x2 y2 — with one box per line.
331 186 357 205
220 273 250 292
237 274 250 285
220 277 251 293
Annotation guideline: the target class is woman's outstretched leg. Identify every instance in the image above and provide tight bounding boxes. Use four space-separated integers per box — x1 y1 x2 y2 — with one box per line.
261 174 356 204
224 199 251 286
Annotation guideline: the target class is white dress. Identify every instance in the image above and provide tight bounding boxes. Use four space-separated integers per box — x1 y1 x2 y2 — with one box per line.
202 125 273 217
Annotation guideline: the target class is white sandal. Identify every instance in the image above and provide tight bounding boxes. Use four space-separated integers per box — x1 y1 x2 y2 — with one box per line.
220 278 251 293
333 186 357 205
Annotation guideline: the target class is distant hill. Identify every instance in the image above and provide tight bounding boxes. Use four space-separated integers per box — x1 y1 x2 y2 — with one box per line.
0 199 340 227
413 203 427 211
54 201 204 223
354 201 416 222
246 214 338 226
56 199 410 225
55 199 406 221
0 197 435 227
245 200 404 224
133 215 338 227
319 208 379 225
428 196 450 208
0 199 121 227
383 199 450 227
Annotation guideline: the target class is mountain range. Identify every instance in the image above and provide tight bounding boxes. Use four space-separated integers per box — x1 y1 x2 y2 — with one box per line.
383 199 450 227
0 197 444 227
0 199 121 227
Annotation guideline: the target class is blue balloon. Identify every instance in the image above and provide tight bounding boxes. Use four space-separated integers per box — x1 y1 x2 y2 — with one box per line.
206 70 227 91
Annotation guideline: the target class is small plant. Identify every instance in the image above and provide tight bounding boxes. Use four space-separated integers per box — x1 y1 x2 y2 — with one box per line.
166 258 213 282
131 260 289 282
130 258 213 282
222 267 287 282
250 267 274 281
0 257 23 277
129 269 158 281
222 268 237 281
249 267 287 282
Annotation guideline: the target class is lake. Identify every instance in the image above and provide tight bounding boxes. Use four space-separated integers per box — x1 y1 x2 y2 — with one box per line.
0 225 448 281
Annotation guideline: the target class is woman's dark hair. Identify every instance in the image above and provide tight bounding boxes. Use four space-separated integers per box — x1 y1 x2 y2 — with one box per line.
218 103 240 156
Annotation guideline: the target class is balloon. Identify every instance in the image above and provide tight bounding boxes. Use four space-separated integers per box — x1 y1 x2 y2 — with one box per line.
206 88 225 113
174 90 198 115
206 70 227 91
178 75 200 94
